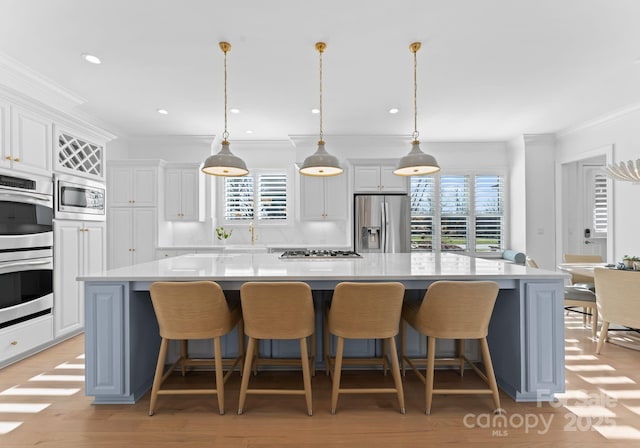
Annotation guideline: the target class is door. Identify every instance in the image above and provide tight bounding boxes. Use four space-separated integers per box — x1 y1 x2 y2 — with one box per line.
384 195 411 253
581 165 607 259
560 152 611 262
355 195 383 253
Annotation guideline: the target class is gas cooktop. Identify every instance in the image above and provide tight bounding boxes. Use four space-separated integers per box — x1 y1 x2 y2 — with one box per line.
279 249 362 259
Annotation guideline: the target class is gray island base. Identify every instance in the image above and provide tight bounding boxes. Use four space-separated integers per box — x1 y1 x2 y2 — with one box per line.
81 252 567 405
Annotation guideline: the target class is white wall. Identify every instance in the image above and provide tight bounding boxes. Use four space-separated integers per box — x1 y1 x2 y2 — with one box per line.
507 136 526 253
557 108 640 261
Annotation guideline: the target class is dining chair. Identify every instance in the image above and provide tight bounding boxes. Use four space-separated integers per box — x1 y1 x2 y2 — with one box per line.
594 268 640 354
148 281 244 416
527 256 598 339
401 280 501 415
563 254 603 289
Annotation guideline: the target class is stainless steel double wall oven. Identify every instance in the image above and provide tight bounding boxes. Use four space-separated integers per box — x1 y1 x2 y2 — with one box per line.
0 173 53 329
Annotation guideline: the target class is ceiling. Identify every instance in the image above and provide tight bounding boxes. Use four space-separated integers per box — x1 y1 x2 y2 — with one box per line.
1 0 640 142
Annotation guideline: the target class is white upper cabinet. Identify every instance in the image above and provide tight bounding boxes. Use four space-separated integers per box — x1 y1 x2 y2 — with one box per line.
0 104 53 176
354 164 407 193
0 100 8 166
108 162 158 207
300 173 347 221
55 128 105 180
164 164 204 221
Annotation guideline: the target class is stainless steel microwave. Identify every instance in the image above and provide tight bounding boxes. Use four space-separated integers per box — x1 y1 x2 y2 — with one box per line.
55 174 105 221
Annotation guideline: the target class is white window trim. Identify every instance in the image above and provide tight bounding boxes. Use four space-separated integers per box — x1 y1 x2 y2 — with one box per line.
217 168 292 227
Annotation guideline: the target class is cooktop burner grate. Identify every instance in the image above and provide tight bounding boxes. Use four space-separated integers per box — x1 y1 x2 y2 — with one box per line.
280 249 362 259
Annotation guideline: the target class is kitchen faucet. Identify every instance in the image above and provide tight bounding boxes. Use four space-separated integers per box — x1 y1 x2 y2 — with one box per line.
249 221 256 245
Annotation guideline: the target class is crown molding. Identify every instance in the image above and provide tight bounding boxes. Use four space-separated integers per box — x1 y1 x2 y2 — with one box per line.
0 52 86 111
558 102 640 138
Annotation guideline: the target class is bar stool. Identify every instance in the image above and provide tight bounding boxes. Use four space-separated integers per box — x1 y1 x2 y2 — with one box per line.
238 282 315 416
148 281 244 416
401 281 500 415
325 282 406 414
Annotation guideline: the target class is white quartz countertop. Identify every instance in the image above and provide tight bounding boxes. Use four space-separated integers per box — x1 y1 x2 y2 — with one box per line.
79 252 568 282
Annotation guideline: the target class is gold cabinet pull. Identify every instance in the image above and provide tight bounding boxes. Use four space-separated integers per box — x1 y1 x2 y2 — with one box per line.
14 157 20 162
5 155 12 161
10 341 18 346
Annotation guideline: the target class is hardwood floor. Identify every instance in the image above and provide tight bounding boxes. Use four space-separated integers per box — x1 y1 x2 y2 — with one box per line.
1 313 639 447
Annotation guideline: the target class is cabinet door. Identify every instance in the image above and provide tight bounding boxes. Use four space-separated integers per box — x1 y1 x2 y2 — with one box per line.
84 221 106 276
354 166 381 192
10 106 52 176
164 168 182 220
53 221 83 337
300 176 325 220
0 100 9 169
109 168 134 207
380 166 407 193
324 175 347 220
132 208 157 264
108 208 134 269
180 170 201 220
133 167 157 206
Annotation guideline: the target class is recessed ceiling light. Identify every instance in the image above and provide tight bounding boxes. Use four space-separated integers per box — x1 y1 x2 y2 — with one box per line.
230 108 240 114
245 130 254 134
81 53 101 64
156 108 168 115
389 108 399 114
311 109 320 114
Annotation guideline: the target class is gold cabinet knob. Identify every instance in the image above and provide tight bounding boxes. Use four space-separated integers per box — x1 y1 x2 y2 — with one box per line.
10 341 18 346
5 155 12 161
14 157 20 162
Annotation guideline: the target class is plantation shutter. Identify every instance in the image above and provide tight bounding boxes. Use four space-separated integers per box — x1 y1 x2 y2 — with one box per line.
475 175 505 253
258 174 288 220
410 176 435 251
592 172 608 235
224 177 254 220
440 175 470 252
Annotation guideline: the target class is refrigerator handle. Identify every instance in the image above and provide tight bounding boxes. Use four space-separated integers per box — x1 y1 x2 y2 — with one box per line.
385 201 392 252
380 201 387 252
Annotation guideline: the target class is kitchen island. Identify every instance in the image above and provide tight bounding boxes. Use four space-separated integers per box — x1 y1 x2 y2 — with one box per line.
80 252 568 404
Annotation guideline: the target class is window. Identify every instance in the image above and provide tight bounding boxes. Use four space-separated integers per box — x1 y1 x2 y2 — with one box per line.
411 173 505 255
223 172 288 222
591 172 608 235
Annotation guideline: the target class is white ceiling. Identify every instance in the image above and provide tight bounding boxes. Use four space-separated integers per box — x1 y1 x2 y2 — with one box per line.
1 0 640 142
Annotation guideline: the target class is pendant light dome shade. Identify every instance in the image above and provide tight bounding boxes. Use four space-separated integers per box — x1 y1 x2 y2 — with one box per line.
299 141 343 176
394 42 440 177
201 41 249 177
299 42 343 177
394 141 440 176
202 141 249 176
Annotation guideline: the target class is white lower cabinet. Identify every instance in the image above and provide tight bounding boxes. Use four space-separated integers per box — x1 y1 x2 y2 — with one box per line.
54 220 105 337
0 315 53 364
108 208 157 269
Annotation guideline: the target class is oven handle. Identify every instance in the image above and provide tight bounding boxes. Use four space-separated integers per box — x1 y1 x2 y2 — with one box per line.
0 258 53 274
0 191 53 207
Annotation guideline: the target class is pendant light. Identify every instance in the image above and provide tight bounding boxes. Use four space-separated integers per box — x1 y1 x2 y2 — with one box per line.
299 42 343 177
202 42 249 177
394 42 440 176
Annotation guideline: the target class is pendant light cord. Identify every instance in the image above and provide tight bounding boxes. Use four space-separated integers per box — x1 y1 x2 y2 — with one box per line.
316 42 326 144
220 42 230 143
412 43 419 142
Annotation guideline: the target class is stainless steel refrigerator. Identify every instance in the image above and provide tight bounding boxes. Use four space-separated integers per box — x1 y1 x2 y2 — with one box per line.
354 194 411 253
